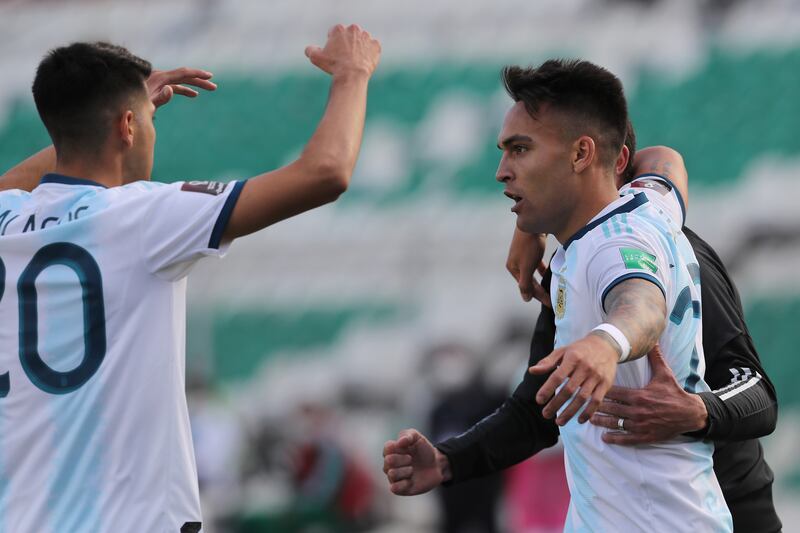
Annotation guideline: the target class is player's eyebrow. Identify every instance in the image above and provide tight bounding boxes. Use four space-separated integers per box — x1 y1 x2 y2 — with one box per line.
497 134 533 150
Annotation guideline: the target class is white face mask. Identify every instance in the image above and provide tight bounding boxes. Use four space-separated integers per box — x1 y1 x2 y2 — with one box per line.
428 354 475 393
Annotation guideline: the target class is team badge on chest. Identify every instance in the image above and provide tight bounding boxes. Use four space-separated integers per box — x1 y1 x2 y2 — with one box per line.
555 276 567 319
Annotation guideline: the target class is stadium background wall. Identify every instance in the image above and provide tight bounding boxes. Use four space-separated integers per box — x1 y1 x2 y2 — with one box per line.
2 0 799 531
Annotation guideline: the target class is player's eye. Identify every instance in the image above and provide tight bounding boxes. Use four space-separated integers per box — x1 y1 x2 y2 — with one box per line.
512 145 527 154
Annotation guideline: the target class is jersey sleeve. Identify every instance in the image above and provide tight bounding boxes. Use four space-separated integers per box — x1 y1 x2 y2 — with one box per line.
139 180 246 280
620 174 686 227
584 229 670 314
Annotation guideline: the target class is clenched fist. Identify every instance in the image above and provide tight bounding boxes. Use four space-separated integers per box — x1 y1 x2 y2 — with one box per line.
382 429 451 496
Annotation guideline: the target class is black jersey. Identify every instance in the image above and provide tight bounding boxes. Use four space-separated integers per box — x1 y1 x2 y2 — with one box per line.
437 227 780 532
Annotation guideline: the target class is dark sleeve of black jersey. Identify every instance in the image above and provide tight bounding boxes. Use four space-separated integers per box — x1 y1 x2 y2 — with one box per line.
683 228 778 441
435 270 560 484
694 335 778 441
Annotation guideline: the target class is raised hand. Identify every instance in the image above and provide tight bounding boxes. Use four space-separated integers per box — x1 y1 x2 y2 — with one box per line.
1 67 218 193
530 334 619 426
304 24 381 78
590 345 709 445
382 429 450 496
146 67 217 108
506 228 549 304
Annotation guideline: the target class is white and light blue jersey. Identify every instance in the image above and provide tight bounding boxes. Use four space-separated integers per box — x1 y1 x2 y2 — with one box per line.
550 175 732 532
0 174 244 533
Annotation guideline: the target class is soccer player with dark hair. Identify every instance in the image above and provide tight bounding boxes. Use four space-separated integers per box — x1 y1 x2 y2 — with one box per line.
384 59 735 531
491 115 780 531
0 26 380 532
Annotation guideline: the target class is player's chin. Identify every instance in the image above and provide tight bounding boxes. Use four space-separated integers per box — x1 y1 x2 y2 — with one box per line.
515 214 538 234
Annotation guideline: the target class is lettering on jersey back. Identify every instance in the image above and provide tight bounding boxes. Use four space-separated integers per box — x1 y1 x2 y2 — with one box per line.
0 206 88 235
0 210 18 235
181 181 228 196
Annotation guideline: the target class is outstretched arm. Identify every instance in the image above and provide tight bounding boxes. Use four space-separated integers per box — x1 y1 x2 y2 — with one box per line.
531 278 666 426
384 270 562 495
222 24 381 241
435 297 561 484
0 67 217 192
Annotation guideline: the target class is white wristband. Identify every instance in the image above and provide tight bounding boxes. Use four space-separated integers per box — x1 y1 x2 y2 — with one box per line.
592 323 631 363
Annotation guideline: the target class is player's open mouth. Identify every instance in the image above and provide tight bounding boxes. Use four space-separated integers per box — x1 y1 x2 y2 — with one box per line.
504 191 523 212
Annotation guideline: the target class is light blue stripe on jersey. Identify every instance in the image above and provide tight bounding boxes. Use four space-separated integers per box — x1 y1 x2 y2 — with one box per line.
553 245 605 530
55 187 107 532
562 440 602 531
0 412 7 533
620 213 633 234
0 190 22 532
38 185 109 532
563 193 648 249
611 216 622 235
48 391 104 533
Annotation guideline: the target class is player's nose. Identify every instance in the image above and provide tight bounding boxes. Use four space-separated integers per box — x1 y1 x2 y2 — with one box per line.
496 157 512 183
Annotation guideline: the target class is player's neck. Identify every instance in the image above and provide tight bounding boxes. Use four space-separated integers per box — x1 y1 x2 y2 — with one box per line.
54 155 125 188
555 179 620 246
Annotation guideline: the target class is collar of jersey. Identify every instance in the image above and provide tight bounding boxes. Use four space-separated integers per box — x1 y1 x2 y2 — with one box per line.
40 173 107 188
563 192 648 250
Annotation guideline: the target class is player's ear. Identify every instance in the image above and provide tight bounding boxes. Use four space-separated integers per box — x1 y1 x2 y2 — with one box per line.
118 110 135 148
572 135 595 173
615 145 630 179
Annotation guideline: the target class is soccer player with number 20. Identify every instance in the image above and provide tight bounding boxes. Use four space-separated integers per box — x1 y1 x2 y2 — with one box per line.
0 25 380 533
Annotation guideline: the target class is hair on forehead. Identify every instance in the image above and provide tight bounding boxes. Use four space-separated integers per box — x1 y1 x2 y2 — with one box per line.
501 59 628 167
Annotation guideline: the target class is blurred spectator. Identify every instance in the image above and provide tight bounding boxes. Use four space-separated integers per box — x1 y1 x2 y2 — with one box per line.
286 402 378 531
423 343 508 533
225 399 378 533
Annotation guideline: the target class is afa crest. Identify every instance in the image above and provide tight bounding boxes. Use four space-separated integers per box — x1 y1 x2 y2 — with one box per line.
555 277 567 319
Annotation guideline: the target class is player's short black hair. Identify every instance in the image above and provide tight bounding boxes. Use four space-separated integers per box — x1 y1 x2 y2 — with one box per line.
621 119 637 184
32 42 152 153
501 59 628 169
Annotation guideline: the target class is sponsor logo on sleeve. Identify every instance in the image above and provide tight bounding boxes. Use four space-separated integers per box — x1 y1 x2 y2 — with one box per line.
631 179 671 195
619 247 658 274
180 181 228 195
